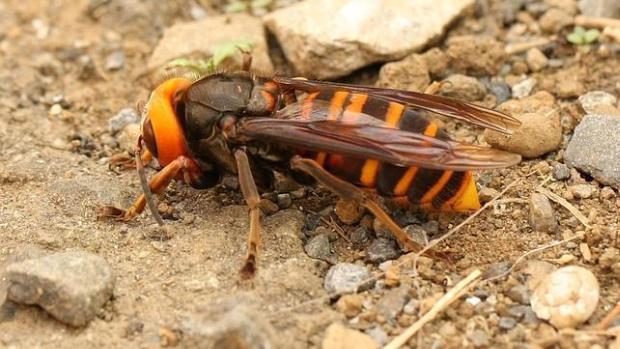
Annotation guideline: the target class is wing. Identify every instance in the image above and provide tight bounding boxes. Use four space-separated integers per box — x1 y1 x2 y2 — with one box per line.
273 76 521 134
236 101 521 171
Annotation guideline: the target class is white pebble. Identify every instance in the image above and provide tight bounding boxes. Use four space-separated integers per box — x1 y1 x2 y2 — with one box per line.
531 265 599 329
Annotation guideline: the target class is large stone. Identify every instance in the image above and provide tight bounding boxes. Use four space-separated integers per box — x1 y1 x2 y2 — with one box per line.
6 251 115 327
579 0 620 18
484 91 562 158
148 14 273 74
264 0 475 79
565 115 620 190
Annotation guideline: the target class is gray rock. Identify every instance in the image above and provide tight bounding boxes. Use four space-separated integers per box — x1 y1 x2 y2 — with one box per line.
578 0 620 18
569 184 597 199
403 225 428 246
552 163 571 181
0 244 47 304
376 285 410 322
506 284 531 305
264 0 474 79
579 91 618 115
350 227 371 245
565 115 620 189
324 263 373 294
105 51 125 71
529 193 558 233
489 81 512 103
108 107 139 135
276 193 292 209
6 251 115 326
509 305 540 325
304 234 335 263
149 14 273 74
498 316 517 330
439 74 487 101
183 304 277 349
367 238 400 263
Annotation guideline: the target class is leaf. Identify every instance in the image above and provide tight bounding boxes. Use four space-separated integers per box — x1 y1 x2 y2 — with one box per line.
567 32 584 45
584 29 600 44
573 26 586 35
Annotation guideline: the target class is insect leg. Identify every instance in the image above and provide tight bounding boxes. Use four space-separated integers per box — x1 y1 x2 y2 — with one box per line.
290 156 443 256
234 148 262 279
100 155 191 222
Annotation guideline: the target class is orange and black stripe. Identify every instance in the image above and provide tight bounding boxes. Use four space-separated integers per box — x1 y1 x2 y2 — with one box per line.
299 90 474 210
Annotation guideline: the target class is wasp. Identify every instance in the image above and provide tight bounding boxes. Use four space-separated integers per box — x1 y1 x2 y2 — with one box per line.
102 58 521 279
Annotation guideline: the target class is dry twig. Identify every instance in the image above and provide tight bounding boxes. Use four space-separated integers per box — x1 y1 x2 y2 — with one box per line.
597 302 620 331
505 37 554 55
383 269 482 349
574 15 620 29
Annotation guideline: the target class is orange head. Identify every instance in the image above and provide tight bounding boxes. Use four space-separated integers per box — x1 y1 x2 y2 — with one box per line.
140 78 217 188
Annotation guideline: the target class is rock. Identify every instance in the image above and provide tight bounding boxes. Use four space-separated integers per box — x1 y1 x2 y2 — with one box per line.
499 316 517 330
334 199 364 225
439 74 487 101
350 227 371 245
539 8 573 33
484 111 561 158
552 163 571 181
579 91 619 115
403 225 428 246
6 251 115 326
322 323 378 349
376 285 410 322
489 81 512 104
526 48 548 72
0 245 47 304
599 248 620 268
553 66 586 99
264 0 475 79
511 78 537 99
531 266 599 329
183 304 277 349
601 186 617 199
578 0 620 18
334 294 363 317
506 284 531 305
108 107 139 135
276 193 292 209
259 199 280 214
367 238 400 263
421 48 450 78
105 50 125 71
324 263 373 294
509 305 540 325
117 123 141 153
565 115 620 189
148 14 273 74
569 184 597 199
469 329 489 347
520 260 557 290
529 193 558 233
376 54 430 92
445 35 507 76
305 234 335 263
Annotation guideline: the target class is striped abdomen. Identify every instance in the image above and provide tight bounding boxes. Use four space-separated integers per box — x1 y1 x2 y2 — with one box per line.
299 89 481 212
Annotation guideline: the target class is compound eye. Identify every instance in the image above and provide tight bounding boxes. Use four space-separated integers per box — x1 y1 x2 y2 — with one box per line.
141 117 159 158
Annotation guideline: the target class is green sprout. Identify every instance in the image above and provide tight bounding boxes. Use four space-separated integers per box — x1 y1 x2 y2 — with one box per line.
165 39 253 76
567 26 600 46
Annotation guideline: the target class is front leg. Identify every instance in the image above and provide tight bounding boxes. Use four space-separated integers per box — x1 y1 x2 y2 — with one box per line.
234 148 262 279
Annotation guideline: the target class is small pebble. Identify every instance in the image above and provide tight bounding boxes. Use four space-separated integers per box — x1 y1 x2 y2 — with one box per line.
105 50 125 71
439 74 487 101
324 263 373 294
506 284 531 305
478 187 500 202
322 323 378 349
531 265 599 329
304 234 334 263
469 329 489 347
403 225 428 246
49 103 63 117
569 184 596 199
529 193 558 233
350 227 371 245
403 299 419 315
489 81 512 103
498 316 517 330
375 286 410 322
334 199 364 225
334 294 363 317
512 78 537 99
508 305 540 325
366 238 400 263
578 91 618 115
109 107 140 135
552 163 571 181
6 251 115 326
276 193 292 209
526 48 548 72
259 199 279 214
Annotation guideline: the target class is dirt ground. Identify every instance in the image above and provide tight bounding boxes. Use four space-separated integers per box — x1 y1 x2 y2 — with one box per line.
1 0 620 348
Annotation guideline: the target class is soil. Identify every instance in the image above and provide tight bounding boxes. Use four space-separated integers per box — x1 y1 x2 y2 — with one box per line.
1 0 620 348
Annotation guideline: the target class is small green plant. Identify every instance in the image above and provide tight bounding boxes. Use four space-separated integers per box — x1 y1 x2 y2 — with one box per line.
567 26 600 46
225 0 272 14
166 39 253 76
